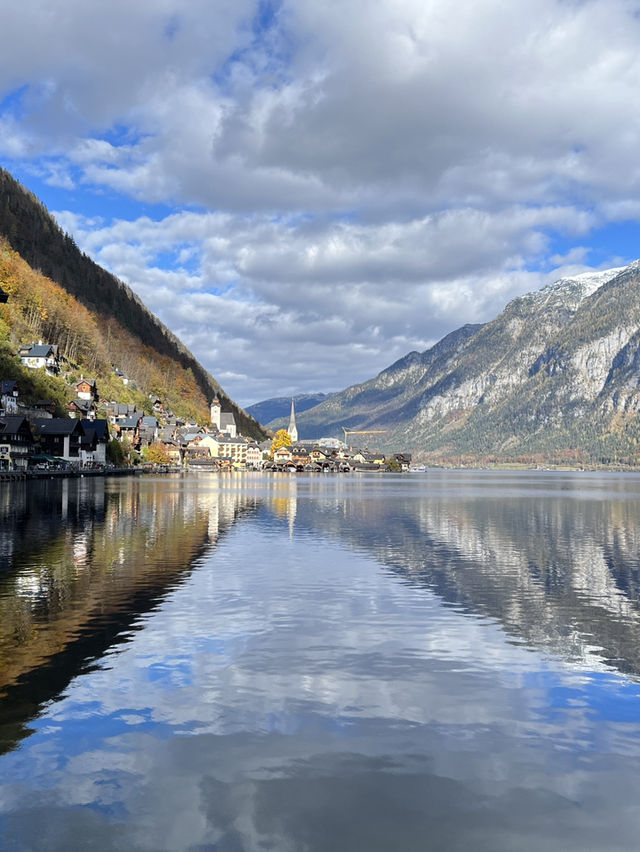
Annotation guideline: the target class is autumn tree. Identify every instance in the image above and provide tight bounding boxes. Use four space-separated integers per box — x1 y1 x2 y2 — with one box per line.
270 429 292 458
143 441 169 465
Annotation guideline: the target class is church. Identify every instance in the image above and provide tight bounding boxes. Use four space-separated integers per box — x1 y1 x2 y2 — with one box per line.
209 397 237 437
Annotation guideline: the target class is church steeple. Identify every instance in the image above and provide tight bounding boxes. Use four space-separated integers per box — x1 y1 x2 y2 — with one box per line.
210 397 221 429
288 397 298 444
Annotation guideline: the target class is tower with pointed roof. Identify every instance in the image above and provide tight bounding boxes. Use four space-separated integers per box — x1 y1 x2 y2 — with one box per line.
288 397 298 444
210 397 221 430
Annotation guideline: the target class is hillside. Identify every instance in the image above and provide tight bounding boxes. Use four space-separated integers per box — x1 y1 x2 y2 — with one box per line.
247 393 333 425
0 169 265 438
288 264 640 465
271 324 483 438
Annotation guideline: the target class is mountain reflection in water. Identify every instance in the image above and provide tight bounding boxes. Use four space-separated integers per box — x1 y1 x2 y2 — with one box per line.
1 471 640 851
293 472 640 677
0 477 259 753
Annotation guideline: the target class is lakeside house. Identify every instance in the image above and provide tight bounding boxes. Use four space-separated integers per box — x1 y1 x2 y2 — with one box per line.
31 417 110 466
0 416 34 471
80 419 111 464
32 418 84 462
266 441 411 473
246 442 262 468
80 418 110 465
0 377 112 468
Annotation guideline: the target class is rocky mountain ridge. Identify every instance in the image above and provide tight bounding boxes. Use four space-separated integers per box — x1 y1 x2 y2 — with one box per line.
286 263 640 464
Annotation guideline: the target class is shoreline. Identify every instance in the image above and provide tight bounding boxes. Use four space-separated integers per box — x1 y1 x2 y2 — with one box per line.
0 467 147 482
4 463 640 484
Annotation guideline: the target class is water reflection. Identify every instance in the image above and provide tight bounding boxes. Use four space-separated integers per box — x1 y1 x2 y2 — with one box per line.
4 472 640 727
2 472 640 850
0 476 260 753
270 472 640 679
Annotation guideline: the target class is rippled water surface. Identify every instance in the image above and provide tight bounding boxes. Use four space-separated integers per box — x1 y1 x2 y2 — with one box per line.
2 471 640 850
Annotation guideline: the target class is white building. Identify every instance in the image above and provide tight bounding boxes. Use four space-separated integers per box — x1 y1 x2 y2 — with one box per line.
210 397 237 437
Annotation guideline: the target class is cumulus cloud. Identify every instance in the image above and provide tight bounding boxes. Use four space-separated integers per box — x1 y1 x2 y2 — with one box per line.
54 207 568 402
5 0 640 402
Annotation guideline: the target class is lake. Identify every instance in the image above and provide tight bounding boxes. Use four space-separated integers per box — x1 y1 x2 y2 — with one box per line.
1 471 640 851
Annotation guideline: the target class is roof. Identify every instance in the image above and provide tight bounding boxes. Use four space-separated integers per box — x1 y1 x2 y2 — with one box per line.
119 417 141 428
220 413 236 427
19 343 56 358
81 419 109 441
216 435 245 445
0 416 33 438
76 378 96 388
107 402 137 416
33 418 84 436
67 399 92 411
1 380 18 395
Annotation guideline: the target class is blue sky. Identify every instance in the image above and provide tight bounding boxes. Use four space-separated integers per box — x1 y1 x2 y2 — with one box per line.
2 0 640 406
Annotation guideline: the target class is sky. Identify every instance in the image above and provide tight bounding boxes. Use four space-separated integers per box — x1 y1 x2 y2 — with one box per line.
2 0 640 407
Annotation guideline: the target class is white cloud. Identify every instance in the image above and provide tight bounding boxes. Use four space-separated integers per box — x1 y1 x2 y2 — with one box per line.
54 205 589 403
5 0 640 403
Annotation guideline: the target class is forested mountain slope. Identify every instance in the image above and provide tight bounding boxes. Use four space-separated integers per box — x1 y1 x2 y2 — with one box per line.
0 168 264 437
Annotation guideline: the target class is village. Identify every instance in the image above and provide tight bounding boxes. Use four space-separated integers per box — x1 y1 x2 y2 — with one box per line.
0 341 411 475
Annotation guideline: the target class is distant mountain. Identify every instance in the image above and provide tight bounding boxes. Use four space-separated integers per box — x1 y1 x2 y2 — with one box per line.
246 393 333 426
0 168 265 438
288 263 640 465
272 324 483 440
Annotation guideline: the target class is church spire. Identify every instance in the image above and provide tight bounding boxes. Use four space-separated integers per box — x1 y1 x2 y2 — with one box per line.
288 397 298 444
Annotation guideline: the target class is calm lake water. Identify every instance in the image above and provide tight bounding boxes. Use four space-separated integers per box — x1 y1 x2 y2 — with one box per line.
2 471 640 851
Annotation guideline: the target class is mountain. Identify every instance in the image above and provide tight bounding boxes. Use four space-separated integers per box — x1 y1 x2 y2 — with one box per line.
288 263 640 465
246 393 333 426
270 323 483 439
0 168 265 438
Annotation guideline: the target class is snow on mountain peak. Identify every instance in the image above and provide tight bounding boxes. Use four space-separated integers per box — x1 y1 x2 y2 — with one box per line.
530 265 629 309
